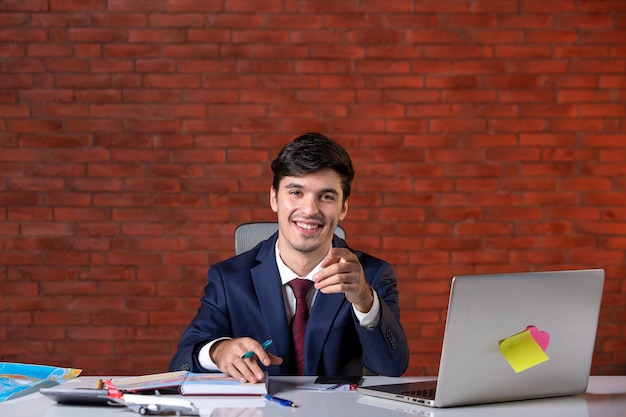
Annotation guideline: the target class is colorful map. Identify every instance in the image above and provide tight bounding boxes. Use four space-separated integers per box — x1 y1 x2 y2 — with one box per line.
0 362 81 402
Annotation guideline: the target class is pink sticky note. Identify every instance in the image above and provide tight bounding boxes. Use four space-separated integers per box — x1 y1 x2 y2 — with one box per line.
527 325 549 352
499 326 550 373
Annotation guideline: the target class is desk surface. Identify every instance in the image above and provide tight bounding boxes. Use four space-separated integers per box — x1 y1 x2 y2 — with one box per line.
1 376 625 417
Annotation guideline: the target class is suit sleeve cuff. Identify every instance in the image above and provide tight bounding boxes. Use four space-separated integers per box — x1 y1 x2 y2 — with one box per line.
197 337 230 371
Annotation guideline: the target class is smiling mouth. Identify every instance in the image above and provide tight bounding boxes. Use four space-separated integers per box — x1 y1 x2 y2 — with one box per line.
294 221 322 232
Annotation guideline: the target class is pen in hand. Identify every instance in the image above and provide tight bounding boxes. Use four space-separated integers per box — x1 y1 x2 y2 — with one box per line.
265 394 297 407
241 339 273 359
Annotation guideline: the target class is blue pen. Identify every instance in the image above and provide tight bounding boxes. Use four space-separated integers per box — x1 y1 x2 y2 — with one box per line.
265 394 296 407
241 339 273 359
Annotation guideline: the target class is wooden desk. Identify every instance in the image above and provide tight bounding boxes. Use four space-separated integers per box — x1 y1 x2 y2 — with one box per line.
1 376 625 417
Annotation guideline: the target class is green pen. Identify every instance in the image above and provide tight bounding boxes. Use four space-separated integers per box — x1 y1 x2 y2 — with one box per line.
241 339 273 359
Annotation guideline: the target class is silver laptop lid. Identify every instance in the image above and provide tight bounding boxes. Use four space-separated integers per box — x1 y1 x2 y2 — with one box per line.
435 269 604 407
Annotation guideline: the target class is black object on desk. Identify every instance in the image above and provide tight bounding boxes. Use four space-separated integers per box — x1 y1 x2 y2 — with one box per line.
314 375 363 386
40 388 110 406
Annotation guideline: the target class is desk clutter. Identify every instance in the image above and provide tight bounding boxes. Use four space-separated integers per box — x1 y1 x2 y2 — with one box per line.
1 374 626 417
43 370 271 415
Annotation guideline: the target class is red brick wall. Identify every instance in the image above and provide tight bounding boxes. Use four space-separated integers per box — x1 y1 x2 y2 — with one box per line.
1 1 625 376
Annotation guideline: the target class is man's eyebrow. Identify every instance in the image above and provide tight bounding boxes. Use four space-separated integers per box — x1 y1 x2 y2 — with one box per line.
319 188 340 196
283 183 339 195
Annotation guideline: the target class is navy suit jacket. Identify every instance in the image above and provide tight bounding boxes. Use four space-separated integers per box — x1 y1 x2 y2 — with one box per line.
169 233 409 376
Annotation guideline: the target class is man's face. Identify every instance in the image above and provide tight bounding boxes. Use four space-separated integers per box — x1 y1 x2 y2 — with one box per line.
270 168 348 256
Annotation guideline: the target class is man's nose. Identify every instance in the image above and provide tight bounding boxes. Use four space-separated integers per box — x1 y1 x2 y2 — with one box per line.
300 194 320 215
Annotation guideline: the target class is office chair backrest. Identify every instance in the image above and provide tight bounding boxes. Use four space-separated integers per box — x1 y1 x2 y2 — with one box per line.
234 222 346 255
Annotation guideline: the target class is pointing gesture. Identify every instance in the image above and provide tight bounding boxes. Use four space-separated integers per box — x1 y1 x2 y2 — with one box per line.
313 247 374 313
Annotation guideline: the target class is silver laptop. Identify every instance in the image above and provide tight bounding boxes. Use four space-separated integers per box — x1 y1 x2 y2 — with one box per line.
356 394 590 417
359 269 605 408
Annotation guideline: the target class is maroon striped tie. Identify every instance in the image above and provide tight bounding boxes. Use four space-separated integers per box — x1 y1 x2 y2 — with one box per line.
288 278 314 375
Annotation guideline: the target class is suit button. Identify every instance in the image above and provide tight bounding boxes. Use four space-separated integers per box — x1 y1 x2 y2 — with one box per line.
386 328 397 348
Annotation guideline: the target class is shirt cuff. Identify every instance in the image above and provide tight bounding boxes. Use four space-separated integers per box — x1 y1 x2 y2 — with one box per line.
198 337 231 371
353 286 381 329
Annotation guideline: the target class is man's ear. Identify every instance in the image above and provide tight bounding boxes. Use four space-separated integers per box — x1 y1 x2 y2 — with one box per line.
269 187 278 212
339 199 348 221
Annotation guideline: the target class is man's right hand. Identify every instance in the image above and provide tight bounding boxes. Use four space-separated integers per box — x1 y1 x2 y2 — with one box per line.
209 337 283 383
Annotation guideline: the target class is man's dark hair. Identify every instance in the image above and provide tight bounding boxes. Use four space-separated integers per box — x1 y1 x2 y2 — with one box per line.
271 132 355 203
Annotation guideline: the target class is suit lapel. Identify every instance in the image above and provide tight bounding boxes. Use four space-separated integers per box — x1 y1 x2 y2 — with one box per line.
305 291 345 374
303 235 351 374
250 236 295 372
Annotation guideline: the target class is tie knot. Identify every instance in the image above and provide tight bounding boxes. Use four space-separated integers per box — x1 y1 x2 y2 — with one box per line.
288 278 314 299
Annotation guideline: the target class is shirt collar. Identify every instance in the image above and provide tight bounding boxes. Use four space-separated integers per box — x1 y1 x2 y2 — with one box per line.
275 240 329 285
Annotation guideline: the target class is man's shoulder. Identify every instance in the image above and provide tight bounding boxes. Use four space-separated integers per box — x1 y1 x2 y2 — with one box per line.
212 238 274 271
355 249 390 270
214 249 259 270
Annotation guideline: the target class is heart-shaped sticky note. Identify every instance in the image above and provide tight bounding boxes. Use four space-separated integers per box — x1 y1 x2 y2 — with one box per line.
499 326 551 373
527 326 550 352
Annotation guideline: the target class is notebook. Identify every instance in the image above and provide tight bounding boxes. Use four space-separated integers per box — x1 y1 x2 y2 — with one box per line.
358 269 605 408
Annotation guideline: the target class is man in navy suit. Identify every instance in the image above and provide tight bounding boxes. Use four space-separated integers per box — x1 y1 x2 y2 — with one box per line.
169 133 409 382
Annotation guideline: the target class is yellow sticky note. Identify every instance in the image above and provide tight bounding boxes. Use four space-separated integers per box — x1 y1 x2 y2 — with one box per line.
499 329 549 373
